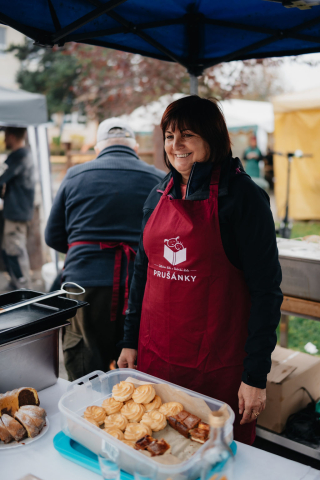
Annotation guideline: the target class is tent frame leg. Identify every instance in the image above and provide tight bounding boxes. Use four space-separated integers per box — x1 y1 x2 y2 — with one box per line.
190 74 198 95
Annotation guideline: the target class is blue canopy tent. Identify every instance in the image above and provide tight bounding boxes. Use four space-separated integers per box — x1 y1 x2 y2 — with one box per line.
1 0 320 93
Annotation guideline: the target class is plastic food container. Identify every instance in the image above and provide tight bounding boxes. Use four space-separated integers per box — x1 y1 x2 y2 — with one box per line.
58 369 235 480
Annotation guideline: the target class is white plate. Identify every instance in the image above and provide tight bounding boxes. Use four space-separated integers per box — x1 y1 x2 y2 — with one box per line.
0 417 49 449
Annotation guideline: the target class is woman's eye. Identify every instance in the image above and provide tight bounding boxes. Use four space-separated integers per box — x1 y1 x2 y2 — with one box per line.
165 135 173 140
183 133 192 138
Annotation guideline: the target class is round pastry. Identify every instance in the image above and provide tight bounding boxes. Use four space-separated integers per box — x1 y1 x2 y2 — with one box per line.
104 413 128 432
122 439 136 448
140 410 167 432
144 395 162 412
159 402 184 418
83 406 106 426
103 427 124 440
112 381 135 402
132 384 156 404
85 417 100 427
102 397 123 415
121 400 145 423
124 422 152 442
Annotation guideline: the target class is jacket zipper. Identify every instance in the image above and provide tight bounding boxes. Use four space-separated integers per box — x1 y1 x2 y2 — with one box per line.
186 163 196 199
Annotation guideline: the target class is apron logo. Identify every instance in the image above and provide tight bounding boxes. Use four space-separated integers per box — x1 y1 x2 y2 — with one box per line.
164 236 186 266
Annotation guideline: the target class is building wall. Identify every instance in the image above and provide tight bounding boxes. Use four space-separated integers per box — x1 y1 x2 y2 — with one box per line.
0 26 25 89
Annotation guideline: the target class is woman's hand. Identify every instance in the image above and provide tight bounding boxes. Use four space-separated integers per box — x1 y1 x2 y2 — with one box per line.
238 381 266 425
117 348 137 369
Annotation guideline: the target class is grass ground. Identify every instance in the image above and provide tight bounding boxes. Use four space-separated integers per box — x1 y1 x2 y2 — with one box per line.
277 221 320 354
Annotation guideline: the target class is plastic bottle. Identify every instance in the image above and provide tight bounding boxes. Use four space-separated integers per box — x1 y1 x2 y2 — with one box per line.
200 410 234 480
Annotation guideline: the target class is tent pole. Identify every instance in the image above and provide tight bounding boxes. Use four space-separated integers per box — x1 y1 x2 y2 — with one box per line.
190 74 198 95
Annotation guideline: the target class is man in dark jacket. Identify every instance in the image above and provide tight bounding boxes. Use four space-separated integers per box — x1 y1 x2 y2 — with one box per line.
0 127 35 289
45 118 165 380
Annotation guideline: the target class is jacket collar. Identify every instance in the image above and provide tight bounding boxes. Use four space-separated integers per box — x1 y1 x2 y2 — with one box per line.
160 155 246 199
96 145 140 161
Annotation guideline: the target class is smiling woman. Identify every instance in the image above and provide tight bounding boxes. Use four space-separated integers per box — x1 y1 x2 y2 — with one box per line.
118 95 283 447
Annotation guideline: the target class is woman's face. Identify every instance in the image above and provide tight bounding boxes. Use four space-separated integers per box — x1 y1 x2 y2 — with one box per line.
164 126 210 183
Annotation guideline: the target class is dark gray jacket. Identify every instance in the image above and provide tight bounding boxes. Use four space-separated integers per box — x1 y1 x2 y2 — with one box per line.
0 147 35 222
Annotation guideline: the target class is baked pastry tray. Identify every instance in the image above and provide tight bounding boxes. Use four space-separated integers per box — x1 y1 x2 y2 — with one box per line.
0 289 88 346
58 369 235 480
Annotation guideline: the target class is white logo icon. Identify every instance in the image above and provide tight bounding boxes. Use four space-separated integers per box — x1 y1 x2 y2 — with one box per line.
164 236 186 266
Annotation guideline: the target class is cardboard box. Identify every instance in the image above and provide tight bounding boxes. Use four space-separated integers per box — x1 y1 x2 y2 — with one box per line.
257 345 320 433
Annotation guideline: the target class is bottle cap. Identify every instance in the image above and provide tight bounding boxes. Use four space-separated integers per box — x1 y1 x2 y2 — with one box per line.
209 410 227 428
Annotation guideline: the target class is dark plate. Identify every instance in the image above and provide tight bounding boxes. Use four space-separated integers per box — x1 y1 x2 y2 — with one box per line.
0 289 88 345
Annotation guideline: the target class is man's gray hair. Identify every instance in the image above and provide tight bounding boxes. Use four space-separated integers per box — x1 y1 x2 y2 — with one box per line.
96 137 137 151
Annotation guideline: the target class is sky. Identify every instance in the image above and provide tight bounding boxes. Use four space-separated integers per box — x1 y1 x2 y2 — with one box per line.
280 53 320 92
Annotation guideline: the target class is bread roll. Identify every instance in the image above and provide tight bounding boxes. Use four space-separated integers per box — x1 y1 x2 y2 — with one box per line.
83 406 106 426
159 402 183 418
112 382 135 402
144 395 162 412
121 400 145 423
132 384 155 404
124 422 152 442
104 413 128 432
102 397 123 415
140 410 167 432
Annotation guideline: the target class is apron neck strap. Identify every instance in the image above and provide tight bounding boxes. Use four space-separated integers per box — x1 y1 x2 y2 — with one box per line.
163 177 174 196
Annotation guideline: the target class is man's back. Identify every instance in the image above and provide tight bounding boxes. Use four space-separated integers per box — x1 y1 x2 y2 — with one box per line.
45 145 166 287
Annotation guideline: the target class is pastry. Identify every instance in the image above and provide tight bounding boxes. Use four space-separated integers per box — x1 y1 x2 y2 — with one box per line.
112 381 135 402
104 413 128 432
121 400 145 422
135 434 155 450
102 397 123 415
19 405 46 419
124 422 152 442
122 439 136 448
17 406 46 430
103 427 124 440
140 410 167 432
189 422 210 444
0 418 13 443
159 402 183 418
135 435 170 456
85 417 100 427
132 384 155 404
14 410 41 438
147 438 170 456
168 410 201 438
144 395 162 412
0 388 40 417
83 406 106 426
1 414 27 441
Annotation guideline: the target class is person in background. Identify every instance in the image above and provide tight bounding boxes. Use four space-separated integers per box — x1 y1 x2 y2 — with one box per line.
0 127 35 289
45 118 166 381
243 135 262 179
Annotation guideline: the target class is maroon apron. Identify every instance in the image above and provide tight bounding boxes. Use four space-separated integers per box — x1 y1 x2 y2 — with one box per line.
137 168 255 444
68 241 136 322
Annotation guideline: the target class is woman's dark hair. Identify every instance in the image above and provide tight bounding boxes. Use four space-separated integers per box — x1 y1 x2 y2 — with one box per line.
160 95 231 168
